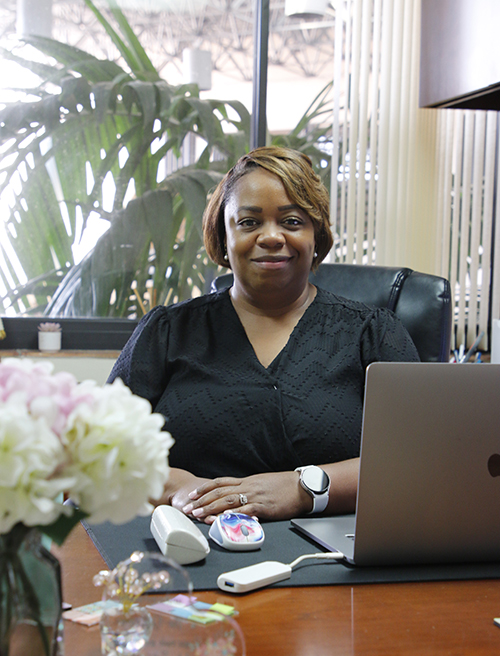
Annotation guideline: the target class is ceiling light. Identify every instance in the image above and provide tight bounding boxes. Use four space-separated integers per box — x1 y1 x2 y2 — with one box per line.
285 0 329 19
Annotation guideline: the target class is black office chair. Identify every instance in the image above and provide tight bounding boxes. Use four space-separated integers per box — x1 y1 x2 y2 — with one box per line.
210 263 453 363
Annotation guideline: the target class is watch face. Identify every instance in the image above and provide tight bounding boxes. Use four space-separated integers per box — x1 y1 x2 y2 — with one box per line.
302 467 330 494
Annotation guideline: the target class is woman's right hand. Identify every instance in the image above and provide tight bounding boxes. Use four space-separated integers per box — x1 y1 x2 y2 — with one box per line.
154 468 211 513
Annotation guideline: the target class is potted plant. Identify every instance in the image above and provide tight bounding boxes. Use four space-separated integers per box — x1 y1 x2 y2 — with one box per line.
0 357 173 654
37 322 62 351
0 0 332 320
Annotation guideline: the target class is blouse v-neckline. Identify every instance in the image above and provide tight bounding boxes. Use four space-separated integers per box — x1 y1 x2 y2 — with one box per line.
225 287 320 372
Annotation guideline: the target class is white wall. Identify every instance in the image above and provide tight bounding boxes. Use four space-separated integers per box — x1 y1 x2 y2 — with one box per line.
5 354 117 385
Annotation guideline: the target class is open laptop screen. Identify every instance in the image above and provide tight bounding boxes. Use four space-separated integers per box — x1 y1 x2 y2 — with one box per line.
293 363 500 566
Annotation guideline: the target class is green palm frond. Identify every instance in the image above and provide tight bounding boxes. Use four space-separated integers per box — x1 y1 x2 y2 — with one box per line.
0 0 331 318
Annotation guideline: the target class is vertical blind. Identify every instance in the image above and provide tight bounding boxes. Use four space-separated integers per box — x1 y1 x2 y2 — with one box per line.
330 0 499 351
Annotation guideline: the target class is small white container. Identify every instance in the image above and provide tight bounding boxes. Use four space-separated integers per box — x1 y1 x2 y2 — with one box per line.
38 331 62 352
491 319 500 364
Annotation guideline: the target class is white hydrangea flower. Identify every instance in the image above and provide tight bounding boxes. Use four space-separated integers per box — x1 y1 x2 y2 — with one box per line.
0 401 73 533
0 359 173 538
64 378 173 524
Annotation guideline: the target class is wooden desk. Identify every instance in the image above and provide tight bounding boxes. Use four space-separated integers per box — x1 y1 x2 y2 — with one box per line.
55 523 500 655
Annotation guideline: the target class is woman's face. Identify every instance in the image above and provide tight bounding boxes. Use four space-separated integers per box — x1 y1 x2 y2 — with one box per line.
223 168 315 296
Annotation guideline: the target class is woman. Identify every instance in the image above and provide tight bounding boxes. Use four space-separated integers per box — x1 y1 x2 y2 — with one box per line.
108 146 419 524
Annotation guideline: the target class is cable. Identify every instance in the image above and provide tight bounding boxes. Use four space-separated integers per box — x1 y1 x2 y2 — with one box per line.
288 552 344 569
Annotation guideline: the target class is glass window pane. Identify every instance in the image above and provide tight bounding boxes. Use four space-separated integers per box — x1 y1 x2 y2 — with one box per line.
0 0 333 322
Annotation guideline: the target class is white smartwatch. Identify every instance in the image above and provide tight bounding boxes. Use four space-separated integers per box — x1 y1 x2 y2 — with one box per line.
295 465 330 514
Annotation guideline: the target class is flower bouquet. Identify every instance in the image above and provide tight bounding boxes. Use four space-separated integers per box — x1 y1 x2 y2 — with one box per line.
0 358 173 656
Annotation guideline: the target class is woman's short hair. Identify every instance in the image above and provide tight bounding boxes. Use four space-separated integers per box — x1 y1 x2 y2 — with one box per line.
203 146 333 271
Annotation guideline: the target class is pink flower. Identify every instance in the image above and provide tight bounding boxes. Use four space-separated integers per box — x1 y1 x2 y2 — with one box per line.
0 359 95 436
0 358 172 532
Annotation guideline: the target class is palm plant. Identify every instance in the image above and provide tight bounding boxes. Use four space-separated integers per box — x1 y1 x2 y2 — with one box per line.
0 0 332 319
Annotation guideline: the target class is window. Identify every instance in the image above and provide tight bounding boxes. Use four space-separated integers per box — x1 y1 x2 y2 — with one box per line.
0 0 334 333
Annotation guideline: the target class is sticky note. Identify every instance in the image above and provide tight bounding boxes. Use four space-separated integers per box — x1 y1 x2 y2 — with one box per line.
147 596 237 625
62 600 122 626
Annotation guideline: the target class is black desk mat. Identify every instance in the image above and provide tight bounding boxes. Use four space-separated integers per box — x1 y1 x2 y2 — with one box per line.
83 516 500 592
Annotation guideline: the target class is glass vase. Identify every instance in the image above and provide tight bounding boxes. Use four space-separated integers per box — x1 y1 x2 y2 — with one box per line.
100 605 153 655
0 525 63 656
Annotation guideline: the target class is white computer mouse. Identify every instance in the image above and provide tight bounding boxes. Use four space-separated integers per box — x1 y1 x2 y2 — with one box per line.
208 512 265 551
150 505 210 565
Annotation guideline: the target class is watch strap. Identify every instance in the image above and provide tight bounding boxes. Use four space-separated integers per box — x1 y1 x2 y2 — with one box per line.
295 466 330 514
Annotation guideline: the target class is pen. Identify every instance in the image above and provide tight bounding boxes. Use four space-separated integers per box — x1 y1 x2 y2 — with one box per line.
462 331 485 363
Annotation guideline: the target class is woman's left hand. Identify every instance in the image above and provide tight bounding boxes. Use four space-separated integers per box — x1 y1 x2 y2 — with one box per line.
181 471 312 524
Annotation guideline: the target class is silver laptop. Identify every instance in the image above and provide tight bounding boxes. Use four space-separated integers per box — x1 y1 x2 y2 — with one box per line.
292 362 500 566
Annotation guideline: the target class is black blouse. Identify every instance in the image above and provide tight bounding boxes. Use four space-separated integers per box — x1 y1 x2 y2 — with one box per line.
108 287 419 478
